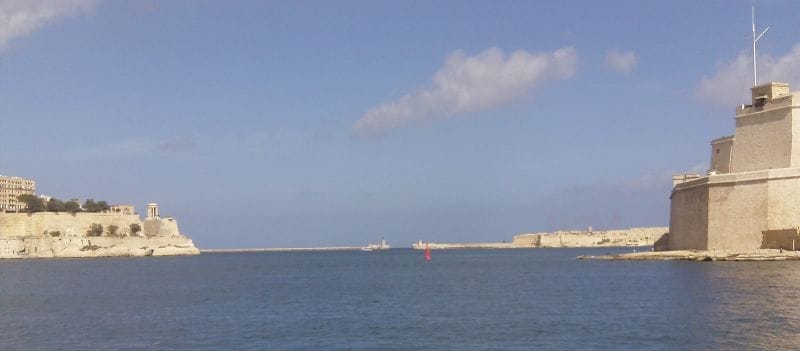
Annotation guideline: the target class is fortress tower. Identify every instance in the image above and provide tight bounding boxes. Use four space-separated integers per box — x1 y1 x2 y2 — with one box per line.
147 203 159 220
668 82 800 251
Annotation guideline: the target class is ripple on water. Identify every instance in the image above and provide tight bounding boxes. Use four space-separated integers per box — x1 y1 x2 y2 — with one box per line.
0 248 798 350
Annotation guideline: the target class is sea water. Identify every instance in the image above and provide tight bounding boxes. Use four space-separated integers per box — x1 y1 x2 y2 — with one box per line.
1 248 799 350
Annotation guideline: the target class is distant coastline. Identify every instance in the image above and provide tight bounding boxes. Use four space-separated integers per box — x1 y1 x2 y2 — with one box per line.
413 227 668 250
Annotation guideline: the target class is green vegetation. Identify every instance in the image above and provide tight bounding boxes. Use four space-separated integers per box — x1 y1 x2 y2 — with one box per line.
86 223 103 237
107 225 119 237
83 199 110 213
47 198 66 212
64 200 81 214
129 223 142 236
49 231 61 237
14 195 112 214
16 194 44 213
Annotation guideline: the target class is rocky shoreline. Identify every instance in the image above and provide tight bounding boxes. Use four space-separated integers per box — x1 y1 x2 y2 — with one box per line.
578 249 800 261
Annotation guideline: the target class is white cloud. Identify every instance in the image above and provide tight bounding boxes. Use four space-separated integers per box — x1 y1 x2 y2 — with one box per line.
354 47 578 135
0 0 95 51
697 45 800 107
604 49 637 74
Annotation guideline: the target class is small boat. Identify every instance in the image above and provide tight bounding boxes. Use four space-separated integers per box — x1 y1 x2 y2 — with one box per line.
361 239 390 251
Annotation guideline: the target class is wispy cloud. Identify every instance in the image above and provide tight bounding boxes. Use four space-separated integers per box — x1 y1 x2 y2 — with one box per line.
354 47 578 136
697 45 800 107
154 138 196 152
604 49 637 74
0 0 96 51
69 137 196 160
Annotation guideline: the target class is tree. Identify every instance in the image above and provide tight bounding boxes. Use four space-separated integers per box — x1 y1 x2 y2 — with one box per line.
107 225 119 237
86 223 103 237
129 223 142 237
97 201 110 212
47 198 66 213
84 199 97 212
83 199 110 213
16 194 44 213
64 200 81 214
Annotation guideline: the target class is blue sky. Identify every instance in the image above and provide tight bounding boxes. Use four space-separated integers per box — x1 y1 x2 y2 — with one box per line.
2 0 800 248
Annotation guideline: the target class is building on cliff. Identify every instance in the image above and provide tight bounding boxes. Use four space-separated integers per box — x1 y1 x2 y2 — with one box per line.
0 175 35 212
666 82 800 251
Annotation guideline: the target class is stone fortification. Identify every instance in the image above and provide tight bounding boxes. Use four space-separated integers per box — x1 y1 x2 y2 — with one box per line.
412 227 668 249
512 227 668 248
0 212 198 258
667 82 800 252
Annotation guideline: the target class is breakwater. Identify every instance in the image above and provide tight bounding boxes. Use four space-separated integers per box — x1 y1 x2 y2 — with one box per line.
202 247 365 253
411 242 517 250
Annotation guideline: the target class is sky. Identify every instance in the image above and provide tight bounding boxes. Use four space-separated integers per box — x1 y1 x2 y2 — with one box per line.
3 0 800 248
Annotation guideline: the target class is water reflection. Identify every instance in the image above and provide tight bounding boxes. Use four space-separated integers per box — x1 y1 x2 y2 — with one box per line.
2 250 800 349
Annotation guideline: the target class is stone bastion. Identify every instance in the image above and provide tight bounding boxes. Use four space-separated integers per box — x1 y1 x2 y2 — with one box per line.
0 212 199 258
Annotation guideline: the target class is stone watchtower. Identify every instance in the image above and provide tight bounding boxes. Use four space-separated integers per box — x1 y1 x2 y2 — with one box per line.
668 82 800 251
147 203 159 220
142 202 182 237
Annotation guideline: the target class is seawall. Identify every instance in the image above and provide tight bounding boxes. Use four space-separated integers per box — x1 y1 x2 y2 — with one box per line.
411 242 517 250
202 247 364 253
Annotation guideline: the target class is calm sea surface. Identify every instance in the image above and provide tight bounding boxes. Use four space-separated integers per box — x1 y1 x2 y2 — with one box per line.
2 248 800 350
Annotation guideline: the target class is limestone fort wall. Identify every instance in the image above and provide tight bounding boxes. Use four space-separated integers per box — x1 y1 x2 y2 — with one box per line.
0 212 198 258
0 212 142 238
668 179 709 250
669 83 800 252
512 227 668 248
668 168 800 251
731 98 794 173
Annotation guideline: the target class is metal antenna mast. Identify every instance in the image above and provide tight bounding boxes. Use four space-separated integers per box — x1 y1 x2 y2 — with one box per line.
752 6 770 86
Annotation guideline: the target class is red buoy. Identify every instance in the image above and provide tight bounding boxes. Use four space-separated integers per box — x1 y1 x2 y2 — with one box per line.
424 243 431 261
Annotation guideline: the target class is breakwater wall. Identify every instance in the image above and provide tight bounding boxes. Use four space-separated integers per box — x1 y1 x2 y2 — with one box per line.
411 242 517 250
202 247 364 253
